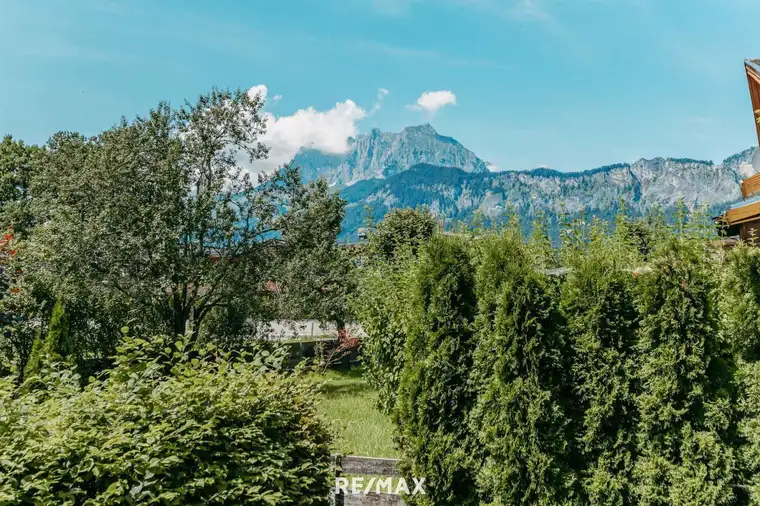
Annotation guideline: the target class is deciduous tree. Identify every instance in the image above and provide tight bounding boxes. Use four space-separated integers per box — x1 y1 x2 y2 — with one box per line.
25 89 318 346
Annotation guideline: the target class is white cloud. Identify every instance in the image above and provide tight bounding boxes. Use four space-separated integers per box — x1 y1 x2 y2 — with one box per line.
272 94 283 103
247 84 269 102
245 85 391 173
408 90 457 114
486 162 501 172
370 88 390 115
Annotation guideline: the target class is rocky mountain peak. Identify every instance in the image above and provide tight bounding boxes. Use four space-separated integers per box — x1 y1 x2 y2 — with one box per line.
290 124 489 186
402 123 437 135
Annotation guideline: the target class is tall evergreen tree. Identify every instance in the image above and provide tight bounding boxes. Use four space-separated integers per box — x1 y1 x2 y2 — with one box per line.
394 234 479 506
24 298 72 378
721 243 760 505
471 231 578 505
633 238 736 506
562 226 639 505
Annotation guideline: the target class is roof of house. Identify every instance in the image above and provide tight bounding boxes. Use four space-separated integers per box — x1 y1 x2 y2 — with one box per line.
719 195 760 225
746 59 760 146
748 59 760 77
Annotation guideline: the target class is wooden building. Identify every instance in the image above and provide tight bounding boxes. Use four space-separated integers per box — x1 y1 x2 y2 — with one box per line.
747 59 760 146
714 60 760 245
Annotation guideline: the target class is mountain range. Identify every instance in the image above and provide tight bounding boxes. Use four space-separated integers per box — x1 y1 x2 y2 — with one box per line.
289 124 757 240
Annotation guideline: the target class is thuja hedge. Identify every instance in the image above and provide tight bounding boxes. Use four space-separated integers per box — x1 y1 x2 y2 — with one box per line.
357 216 760 506
0 335 332 505
394 235 479 506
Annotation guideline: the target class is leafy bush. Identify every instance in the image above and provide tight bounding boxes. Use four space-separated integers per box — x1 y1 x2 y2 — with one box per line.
351 248 415 414
367 207 437 262
394 234 479 506
352 208 437 414
0 335 332 505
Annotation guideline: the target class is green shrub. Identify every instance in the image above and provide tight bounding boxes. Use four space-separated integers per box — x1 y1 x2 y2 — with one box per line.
0 335 332 505
562 232 639 505
24 297 72 379
722 244 760 505
351 249 415 414
721 244 760 362
471 232 578 505
737 361 760 505
633 238 736 506
368 207 437 262
394 234 479 506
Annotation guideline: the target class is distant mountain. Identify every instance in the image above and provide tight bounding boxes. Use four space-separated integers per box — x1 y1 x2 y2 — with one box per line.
338 150 757 240
285 123 757 240
292 124 490 187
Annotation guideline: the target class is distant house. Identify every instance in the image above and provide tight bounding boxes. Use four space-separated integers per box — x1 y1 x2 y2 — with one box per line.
714 60 760 245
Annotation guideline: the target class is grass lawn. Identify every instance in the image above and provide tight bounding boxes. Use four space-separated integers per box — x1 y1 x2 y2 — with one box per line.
310 367 399 458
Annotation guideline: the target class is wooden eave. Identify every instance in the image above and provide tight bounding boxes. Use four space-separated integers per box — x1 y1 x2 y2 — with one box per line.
723 199 760 226
747 59 760 146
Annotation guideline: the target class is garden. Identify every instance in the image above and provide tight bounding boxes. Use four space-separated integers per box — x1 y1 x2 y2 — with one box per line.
3 86 760 506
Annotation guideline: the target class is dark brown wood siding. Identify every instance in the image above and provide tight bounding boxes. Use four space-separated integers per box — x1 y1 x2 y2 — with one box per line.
747 61 760 146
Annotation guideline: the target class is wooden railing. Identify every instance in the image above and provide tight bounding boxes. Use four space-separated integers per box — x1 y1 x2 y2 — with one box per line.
331 455 404 506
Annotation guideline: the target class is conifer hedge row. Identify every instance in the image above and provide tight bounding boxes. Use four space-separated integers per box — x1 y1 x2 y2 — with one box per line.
358 215 760 506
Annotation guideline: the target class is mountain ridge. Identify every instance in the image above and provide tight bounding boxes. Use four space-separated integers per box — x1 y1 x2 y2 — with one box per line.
286 124 757 239
337 152 755 240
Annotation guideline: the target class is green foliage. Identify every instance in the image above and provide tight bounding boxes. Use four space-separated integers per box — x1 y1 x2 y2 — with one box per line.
44 298 72 362
527 212 558 270
276 176 353 324
562 228 639 505
471 231 578 506
367 207 437 261
632 238 736 506
23 298 72 380
722 244 760 505
737 361 760 505
721 244 760 361
25 90 280 344
0 135 42 238
0 335 332 505
22 332 43 380
8 88 349 369
352 208 438 415
351 248 415 414
394 235 479 506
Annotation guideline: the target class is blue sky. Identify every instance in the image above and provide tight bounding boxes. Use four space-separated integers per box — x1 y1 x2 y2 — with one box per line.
1 0 759 172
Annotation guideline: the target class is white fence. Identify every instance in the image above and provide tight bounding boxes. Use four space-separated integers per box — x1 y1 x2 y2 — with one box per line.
259 320 366 340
